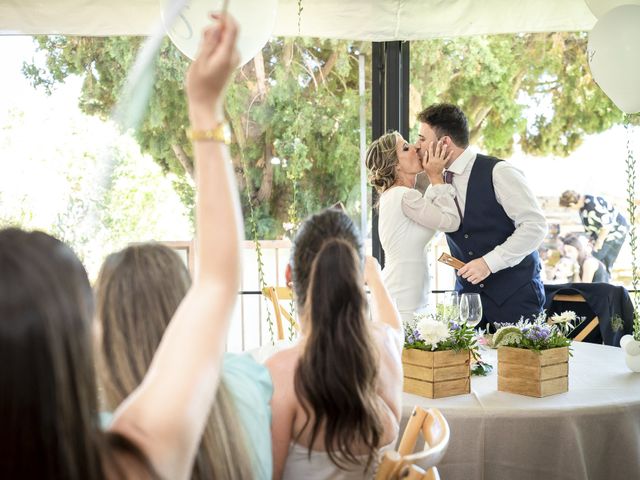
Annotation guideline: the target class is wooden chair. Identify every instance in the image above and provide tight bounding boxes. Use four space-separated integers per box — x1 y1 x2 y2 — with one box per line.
375 407 450 480
548 293 599 342
262 286 298 340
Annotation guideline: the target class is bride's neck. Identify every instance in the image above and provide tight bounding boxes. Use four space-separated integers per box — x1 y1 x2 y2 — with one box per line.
394 174 416 189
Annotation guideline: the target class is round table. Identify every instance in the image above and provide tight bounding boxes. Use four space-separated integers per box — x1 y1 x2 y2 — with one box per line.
401 342 640 480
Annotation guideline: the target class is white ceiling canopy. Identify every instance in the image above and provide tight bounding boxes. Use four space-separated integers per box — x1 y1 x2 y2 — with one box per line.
0 0 597 38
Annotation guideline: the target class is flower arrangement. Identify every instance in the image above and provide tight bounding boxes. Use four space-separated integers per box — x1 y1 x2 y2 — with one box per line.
404 313 492 376
404 313 477 353
495 312 576 397
493 311 574 352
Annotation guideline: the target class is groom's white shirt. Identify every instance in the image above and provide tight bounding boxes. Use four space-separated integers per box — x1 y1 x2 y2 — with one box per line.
436 147 547 274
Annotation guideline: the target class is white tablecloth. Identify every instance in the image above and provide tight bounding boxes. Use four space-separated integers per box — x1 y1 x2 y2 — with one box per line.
401 342 640 480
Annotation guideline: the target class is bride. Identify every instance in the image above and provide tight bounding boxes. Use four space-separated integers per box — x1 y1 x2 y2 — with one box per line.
365 132 460 322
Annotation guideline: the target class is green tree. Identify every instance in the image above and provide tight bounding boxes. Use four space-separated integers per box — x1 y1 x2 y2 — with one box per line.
25 36 366 238
410 33 638 158
24 32 637 238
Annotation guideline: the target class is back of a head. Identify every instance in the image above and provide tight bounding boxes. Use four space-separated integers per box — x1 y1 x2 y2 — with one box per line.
417 103 469 148
291 208 383 470
365 132 399 193
96 243 191 407
559 190 580 207
95 243 252 480
0 228 104 479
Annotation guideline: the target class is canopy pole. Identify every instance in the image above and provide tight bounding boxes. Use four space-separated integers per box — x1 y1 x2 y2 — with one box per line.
359 54 368 242
371 41 410 268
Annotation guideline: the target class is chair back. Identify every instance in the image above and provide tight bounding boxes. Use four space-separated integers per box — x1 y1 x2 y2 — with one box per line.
262 286 298 340
375 407 450 480
548 293 599 342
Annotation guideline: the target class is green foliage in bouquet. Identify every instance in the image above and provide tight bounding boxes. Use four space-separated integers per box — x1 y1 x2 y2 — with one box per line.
493 312 573 352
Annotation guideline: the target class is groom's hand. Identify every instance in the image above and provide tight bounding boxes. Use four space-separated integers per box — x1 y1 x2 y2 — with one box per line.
458 258 491 284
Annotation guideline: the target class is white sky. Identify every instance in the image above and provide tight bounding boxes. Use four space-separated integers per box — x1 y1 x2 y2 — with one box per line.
0 36 192 278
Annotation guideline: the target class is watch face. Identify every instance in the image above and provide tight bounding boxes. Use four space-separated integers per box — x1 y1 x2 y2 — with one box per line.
222 124 231 144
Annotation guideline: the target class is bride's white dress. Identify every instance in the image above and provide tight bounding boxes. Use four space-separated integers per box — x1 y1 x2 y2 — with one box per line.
378 184 459 323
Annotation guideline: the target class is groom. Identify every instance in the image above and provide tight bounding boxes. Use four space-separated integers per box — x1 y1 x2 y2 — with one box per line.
415 103 547 330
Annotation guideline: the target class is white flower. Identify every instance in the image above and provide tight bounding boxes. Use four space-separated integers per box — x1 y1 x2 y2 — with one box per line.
549 310 577 324
416 317 450 350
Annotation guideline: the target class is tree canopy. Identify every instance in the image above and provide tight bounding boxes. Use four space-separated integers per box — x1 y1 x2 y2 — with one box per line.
24 32 635 238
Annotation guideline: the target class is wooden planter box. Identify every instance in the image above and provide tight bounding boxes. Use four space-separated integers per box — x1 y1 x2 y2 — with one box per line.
498 346 569 397
402 349 470 398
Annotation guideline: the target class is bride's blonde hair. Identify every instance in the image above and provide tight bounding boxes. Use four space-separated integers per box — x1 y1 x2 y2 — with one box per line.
365 132 399 193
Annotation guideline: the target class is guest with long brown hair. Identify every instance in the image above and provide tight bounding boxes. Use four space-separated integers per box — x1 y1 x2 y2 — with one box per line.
0 15 242 479
560 233 610 283
266 208 403 479
95 242 272 480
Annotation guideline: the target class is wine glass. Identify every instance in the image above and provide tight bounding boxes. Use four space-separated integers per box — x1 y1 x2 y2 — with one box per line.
460 293 483 327
443 291 459 323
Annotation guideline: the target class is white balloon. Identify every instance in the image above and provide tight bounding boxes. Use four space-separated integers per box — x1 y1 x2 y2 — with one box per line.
624 338 640 356
587 5 640 114
625 353 640 372
585 0 640 18
161 0 278 66
620 334 634 350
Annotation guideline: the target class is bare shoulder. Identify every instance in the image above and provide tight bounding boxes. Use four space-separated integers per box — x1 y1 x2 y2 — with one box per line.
265 345 300 387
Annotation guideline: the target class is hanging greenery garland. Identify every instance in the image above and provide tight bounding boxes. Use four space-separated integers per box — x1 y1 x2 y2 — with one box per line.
234 138 277 344
297 0 304 34
624 115 640 340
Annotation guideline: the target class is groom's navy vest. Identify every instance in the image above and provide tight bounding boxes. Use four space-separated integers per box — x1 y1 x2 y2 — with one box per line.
446 154 542 307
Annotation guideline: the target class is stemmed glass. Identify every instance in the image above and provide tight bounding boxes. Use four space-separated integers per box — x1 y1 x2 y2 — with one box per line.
443 291 460 323
459 293 483 327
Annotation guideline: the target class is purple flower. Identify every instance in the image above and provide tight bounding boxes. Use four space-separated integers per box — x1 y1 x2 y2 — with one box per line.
525 324 551 342
450 322 461 331
406 329 422 345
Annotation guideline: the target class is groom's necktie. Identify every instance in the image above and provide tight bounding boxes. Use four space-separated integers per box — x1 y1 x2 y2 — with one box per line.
443 170 463 221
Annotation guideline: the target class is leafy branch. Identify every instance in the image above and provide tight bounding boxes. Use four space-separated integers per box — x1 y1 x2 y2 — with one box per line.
625 116 640 340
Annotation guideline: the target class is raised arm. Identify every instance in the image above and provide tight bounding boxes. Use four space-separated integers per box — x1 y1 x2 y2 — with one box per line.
365 256 402 338
109 16 242 480
401 140 460 232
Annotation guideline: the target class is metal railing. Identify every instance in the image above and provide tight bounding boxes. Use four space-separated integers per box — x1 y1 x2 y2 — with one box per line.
228 236 457 352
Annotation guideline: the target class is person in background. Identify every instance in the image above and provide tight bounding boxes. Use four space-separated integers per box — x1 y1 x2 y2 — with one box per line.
266 208 403 479
0 14 243 479
415 103 547 330
559 190 628 273
365 131 460 322
95 243 272 480
560 233 610 283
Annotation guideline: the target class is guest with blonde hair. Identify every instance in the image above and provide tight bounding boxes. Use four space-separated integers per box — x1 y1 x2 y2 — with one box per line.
95 242 272 480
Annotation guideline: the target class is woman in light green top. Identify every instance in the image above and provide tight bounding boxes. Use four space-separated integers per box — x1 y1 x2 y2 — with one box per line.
95 243 272 480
